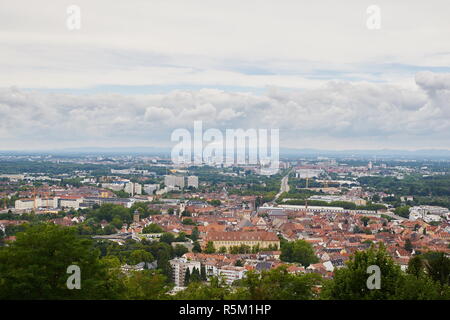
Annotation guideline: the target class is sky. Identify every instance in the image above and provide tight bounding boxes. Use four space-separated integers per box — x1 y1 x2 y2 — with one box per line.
1 0 450 151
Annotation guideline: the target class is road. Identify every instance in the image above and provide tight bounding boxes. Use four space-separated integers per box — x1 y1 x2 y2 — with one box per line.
381 211 407 221
273 170 291 202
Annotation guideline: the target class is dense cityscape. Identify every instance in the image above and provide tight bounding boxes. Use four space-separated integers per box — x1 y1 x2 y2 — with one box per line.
2 1 450 309
1 152 449 299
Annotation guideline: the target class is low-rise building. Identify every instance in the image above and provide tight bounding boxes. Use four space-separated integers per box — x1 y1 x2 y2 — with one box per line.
204 231 280 251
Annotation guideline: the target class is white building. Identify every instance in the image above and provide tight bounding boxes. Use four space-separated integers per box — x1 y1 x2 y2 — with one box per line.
187 176 199 188
169 257 201 287
143 184 159 195
101 182 125 191
124 182 142 196
165 175 185 188
295 169 323 179
217 266 247 285
59 197 83 209
15 197 58 210
409 205 449 222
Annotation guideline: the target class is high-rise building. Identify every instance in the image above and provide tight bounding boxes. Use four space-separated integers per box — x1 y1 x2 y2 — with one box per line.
187 176 199 188
124 182 134 195
134 183 142 195
124 182 142 196
164 175 185 188
169 257 201 287
143 184 159 195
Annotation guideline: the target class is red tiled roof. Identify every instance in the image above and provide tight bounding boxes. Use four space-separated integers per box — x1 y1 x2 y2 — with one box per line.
205 231 279 242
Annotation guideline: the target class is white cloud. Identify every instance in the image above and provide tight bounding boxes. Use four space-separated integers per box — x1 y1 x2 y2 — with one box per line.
0 72 449 150
1 1 450 89
1 1 450 150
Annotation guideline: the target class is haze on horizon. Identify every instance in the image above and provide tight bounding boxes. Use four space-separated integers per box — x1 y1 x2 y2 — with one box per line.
1 0 450 151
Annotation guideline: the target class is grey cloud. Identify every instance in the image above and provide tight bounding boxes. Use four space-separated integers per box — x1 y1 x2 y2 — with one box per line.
0 73 450 150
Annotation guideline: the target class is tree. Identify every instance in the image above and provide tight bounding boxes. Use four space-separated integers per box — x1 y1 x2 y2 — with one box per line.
184 268 191 286
174 244 188 257
360 216 370 227
407 255 425 278
200 265 207 281
192 241 202 253
190 267 202 283
129 250 154 265
111 216 123 229
124 270 170 299
208 200 221 207
404 238 413 253
394 206 410 218
175 276 230 300
320 243 403 300
103 224 116 235
181 210 191 217
280 240 318 267
182 218 196 225
190 227 200 241
159 232 176 244
147 242 174 281
175 232 188 242
422 251 450 286
231 266 321 300
394 273 448 300
205 241 216 254
142 223 164 234
0 223 124 299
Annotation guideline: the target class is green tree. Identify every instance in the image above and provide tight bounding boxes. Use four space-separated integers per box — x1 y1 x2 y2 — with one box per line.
142 223 164 234
190 267 202 283
184 268 191 286
205 241 216 254
404 238 413 253
394 273 446 300
360 216 370 227
175 232 187 242
174 244 188 257
231 266 321 300
160 232 176 244
320 243 402 300
190 226 200 241
182 218 196 225
394 206 410 218
0 223 123 299
422 251 450 286
175 276 230 300
280 240 318 267
129 249 154 265
124 270 170 299
407 255 425 278
192 241 202 253
200 265 207 281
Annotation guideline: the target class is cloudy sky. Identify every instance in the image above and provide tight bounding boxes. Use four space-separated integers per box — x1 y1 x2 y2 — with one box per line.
1 0 450 150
